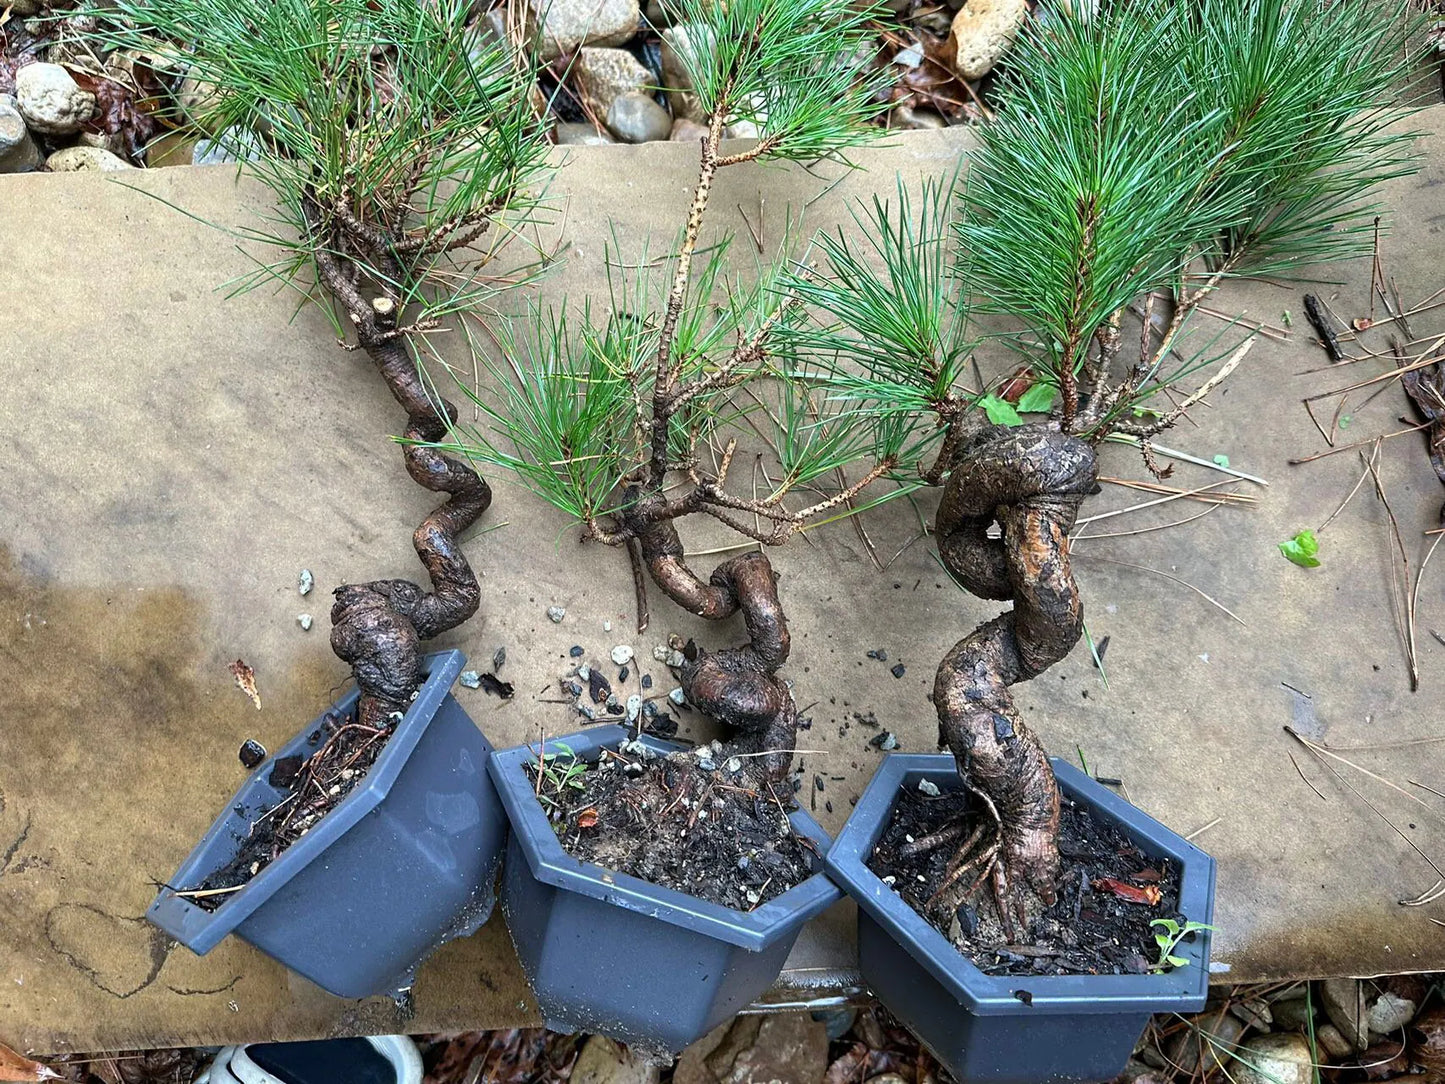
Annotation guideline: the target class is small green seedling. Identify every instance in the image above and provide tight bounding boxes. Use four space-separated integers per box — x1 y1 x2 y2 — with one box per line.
979 394 1024 427
1150 918 1215 970
1279 528 1321 568
533 742 587 812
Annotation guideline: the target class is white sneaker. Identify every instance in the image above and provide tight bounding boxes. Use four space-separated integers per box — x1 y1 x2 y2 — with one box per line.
194 1035 422 1084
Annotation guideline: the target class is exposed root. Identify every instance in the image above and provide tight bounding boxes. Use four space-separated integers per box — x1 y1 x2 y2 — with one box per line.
327 312 491 727
933 423 1098 923
623 488 797 782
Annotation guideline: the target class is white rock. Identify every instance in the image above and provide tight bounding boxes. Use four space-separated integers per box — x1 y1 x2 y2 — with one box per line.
575 47 653 119
625 694 642 721
605 91 671 144
569 1034 660 1084
949 0 1029 81
670 117 709 142
1368 991 1417 1036
45 145 133 172
893 104 946 130
668 687 686 706
1227 1034 1313 1084
1315 1023 1354 1061
16 63 95 135
554 121 616 145
297 614 313 631
610 644 634 666
177 72 226 131
1321 977 1369 1051
526 0 639 60
547 604 566 623
0 96 41 173
193 127 262 166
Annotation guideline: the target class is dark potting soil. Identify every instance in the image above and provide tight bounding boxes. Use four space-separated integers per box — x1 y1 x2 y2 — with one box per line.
190 707 399 910
867 784 1185 977
526 742 815 911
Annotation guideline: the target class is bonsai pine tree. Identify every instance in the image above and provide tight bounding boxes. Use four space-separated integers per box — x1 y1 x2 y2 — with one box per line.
447 0 905 783
792 0 1420 936
90 0 552 728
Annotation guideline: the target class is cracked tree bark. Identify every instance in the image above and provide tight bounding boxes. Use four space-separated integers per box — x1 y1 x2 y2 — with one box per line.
328 300 492 729
933 423 1098 920
621 488 796 782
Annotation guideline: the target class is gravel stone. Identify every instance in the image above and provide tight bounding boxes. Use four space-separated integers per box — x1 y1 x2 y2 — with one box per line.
948 0 1029 80
605 91 672 144
547 605 566 623
16 63 94 135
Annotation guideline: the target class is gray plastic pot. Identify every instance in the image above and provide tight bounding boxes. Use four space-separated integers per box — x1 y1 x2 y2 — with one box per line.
148 649 506 999
488 724 840 1060
827 754 1215 1084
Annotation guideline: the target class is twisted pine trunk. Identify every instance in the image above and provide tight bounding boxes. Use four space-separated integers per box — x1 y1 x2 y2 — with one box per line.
622 489 797 782
329 322 492 729
933 424 1097 909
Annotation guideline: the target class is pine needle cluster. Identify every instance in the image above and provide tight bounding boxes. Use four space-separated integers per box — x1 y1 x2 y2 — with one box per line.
796 0 1422 459
87 0 552 329
451 0 903 534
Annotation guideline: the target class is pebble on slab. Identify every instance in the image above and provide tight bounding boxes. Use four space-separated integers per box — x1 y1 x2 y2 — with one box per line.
459 670 482 689
668 687 686 706
238 739 267 769
570 645 585 657
297 613 312 631
298 569 314 595
610 644 634 666
547 605 566 623
891 663 906 679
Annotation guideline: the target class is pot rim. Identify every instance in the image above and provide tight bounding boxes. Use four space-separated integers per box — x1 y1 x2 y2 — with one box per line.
489 724 841 952
826 753 1216 1016
147 649 467 953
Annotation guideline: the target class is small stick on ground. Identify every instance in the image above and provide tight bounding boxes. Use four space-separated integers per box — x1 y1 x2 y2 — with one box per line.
1304 294 1345 362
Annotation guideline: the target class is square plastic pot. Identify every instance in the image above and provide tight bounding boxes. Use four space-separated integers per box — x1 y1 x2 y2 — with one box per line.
488 724 841 1060
827 754 1216 1084
147 649 506 999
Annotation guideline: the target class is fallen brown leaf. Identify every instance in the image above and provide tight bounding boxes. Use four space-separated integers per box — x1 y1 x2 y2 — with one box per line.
0 1040 61 1082
1091 877 1162 906
1352 316 1375 332
822 1042 869 1084
1414 1005 1445 1075
230 659 262 710
998 365 1036 404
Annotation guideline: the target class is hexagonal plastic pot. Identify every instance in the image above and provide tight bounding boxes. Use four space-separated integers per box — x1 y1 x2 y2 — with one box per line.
827 754 1216 1084
488 724 841 1060
147 649 506 999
